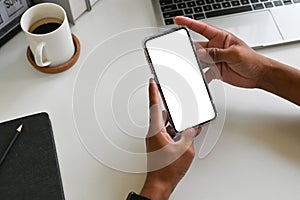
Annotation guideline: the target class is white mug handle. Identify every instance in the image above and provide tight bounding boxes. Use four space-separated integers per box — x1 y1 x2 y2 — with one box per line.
34 42 51 67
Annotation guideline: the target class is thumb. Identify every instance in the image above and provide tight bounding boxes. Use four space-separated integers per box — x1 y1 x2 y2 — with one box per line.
148 104 164 137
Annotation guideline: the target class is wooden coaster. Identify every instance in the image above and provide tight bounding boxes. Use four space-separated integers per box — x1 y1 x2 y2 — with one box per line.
27 34 80 74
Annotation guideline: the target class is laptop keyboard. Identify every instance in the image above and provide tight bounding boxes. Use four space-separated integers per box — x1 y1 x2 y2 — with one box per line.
159 0 300 25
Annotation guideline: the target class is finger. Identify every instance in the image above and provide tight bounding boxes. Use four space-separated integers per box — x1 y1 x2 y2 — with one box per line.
149 78 160 107
194 41 209 49
148 104 165 137
194 127 202 137
148 78 164 137
175 128 197 150
196 48 215 66
174 16 223 41
176 127 202 146
181 128 197 140
166 125 176 138
204 68 216 83
162 110 168 125
206 47 231 63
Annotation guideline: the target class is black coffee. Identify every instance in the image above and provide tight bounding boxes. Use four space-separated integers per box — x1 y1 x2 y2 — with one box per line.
31 22 61 34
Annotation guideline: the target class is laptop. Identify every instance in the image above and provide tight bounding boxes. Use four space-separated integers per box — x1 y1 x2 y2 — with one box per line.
151 0 300 48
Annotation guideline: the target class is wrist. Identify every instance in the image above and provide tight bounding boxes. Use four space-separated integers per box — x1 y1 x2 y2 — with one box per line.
256 56 277 90
255 57 300 105
140 176 175 200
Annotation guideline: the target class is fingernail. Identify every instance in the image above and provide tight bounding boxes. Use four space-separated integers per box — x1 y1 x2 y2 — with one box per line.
149 78 155 83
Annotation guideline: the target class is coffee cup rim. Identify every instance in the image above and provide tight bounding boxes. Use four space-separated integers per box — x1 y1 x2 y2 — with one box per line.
20 3 67 36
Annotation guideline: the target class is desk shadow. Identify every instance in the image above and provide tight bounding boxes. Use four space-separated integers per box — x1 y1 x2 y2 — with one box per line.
225 111 300 166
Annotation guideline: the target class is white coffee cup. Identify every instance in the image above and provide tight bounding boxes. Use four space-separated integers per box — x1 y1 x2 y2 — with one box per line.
20 3 75 67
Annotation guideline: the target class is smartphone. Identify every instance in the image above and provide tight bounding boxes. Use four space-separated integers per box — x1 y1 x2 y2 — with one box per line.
143 27 217 133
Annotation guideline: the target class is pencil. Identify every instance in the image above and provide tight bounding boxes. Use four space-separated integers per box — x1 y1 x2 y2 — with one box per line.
0 124 23 166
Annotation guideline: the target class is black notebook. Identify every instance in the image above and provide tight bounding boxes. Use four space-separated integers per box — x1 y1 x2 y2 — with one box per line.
0 112 65 200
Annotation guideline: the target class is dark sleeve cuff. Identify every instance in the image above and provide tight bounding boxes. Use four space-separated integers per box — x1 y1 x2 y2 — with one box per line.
126 192 151 200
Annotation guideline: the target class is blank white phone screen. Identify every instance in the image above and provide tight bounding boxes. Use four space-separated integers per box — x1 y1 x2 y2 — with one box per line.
145 28 216 132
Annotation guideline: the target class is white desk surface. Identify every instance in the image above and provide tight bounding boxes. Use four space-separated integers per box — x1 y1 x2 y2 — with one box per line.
1 0 300 199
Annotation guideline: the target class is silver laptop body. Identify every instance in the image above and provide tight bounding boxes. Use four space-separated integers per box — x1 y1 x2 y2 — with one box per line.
151 0 300 48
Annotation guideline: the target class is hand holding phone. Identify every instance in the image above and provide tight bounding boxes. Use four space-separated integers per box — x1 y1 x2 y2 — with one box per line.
144 27 216 133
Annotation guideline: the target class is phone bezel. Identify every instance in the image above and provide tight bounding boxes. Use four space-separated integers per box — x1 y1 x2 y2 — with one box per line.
143 26 217 133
